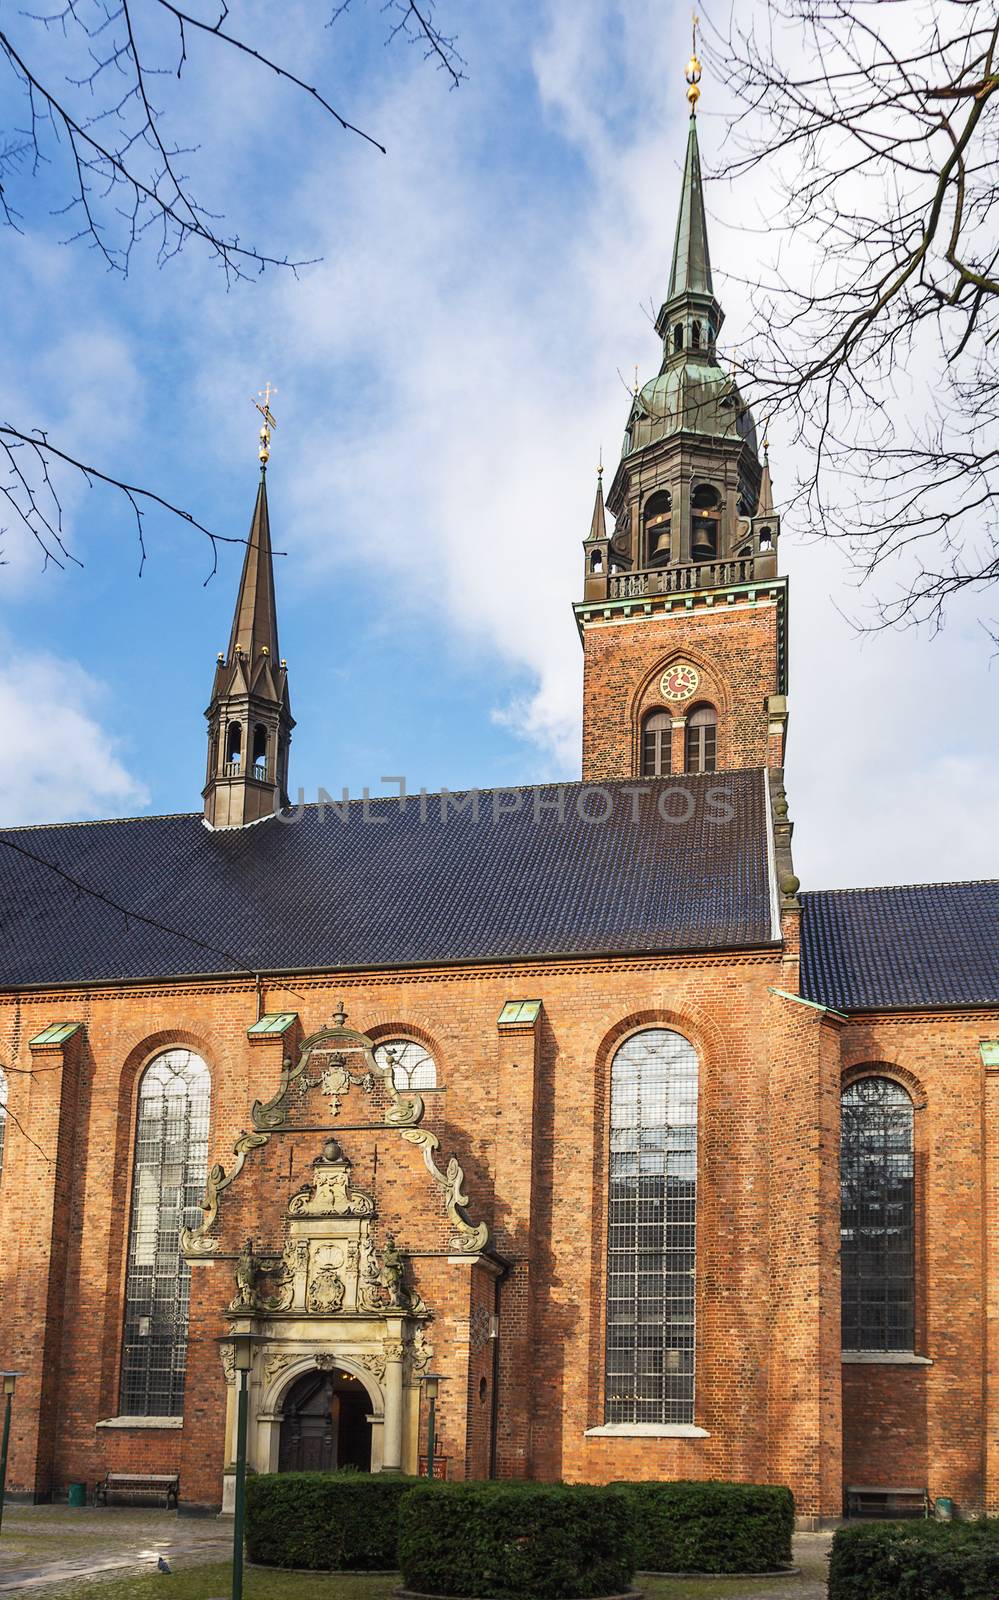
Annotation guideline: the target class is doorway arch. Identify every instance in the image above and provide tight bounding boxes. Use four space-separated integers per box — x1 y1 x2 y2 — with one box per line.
277 1367 373 1472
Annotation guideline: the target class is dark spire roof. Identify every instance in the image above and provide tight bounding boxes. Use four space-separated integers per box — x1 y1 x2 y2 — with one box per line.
667 114 713 302
587 470 608 542
227 470 280 664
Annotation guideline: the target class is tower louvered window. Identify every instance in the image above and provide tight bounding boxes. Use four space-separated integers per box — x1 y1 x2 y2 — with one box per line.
605 1028 699 1426
120 1050 211 1416
641 711 673 777
685 704 717 773
841 1077 915 1351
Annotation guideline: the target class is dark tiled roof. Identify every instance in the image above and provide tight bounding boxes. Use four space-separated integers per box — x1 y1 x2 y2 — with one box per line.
0 772 775 988
801 881 999 1013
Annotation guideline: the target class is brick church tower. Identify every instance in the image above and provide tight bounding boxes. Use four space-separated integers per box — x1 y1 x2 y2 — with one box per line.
575 87 787 782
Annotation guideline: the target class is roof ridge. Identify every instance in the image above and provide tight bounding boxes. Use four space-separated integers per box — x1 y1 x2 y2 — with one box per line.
0 768 770 835
802 879 999 897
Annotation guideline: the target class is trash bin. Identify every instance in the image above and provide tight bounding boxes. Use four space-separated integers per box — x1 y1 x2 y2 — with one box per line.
935 1497 954 1521
67 1482 87 1507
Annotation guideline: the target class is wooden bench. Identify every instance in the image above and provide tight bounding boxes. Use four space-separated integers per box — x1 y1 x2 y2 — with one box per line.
95 1472 179 1509
846 1485 929 1520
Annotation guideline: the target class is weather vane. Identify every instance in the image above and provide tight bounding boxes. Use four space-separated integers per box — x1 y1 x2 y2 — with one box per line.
254 382 278 467
686 11 702 110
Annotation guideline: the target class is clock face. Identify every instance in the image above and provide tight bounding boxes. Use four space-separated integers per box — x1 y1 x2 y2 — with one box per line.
659 662 700 702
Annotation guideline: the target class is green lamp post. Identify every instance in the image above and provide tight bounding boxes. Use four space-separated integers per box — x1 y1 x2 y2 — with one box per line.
420 1371 445 1479
0 1372 24 1536
220 1334 261 1600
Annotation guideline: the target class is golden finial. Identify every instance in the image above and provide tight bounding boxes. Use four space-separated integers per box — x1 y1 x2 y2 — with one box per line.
253 382 278 468
597 446 604 480
686 12 702 110
633 363 640 396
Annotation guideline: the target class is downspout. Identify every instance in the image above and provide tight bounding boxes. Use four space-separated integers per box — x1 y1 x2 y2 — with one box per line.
488 1258 510 1479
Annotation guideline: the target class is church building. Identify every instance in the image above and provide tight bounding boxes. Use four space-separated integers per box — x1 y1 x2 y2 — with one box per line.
1 63 997 1525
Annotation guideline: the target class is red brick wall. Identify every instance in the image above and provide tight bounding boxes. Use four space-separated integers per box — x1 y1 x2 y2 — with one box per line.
580 600 781 780
839 1013 998 1514
1 964 993 1520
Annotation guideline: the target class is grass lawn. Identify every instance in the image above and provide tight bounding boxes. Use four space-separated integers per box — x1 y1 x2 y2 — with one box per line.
42 1567 823 1600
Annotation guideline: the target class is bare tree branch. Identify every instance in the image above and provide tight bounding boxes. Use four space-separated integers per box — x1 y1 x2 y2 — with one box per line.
703 0 999 634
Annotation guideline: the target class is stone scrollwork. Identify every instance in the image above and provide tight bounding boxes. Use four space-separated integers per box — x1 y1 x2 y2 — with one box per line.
182 1003 488 1259
219 1342 235 1387
398 1127 489 1253
264 1351 297 1383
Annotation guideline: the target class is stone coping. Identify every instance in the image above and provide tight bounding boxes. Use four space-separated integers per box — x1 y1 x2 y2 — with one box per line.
636 1568 799 1581
395 1591 642 1600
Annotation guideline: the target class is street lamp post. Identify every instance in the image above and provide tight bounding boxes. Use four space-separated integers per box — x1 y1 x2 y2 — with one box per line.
219 1334 260 1600
420 1371 444 1480
0 1372 23 1537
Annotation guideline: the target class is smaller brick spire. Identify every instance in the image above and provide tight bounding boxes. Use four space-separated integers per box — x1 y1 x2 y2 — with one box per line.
587 464 608 542
202 466 294 829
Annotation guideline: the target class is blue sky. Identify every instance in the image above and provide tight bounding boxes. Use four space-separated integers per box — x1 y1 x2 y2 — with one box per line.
1 0 996 889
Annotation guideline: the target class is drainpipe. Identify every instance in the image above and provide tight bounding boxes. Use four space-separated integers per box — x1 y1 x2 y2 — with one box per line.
488 1257 510 1479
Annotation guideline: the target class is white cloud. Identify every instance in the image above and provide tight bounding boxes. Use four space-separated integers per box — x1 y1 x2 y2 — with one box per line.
0 653 148 825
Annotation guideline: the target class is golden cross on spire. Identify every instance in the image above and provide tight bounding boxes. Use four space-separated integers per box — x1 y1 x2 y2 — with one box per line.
686 11 702 110
253 383 278 467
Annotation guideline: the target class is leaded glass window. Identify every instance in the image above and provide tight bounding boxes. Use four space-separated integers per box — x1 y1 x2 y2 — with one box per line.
841 1076 915 1351
374 1039 437 1091
120 1049 210 1417
605 1028 699 1426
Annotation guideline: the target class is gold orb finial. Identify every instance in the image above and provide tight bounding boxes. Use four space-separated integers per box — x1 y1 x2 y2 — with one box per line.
253 382 278 468
686 11 702 109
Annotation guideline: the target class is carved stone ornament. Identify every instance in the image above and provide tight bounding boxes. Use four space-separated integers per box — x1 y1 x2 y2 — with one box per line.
314 1352 339 1371
264 1351 297 1383
409 1327 434 1376
307 1266 346 1314
219 1342 235 1387
358 1351 387 1382
289 1141 374 1219
227 1238 294 1314
181 1004 487 1258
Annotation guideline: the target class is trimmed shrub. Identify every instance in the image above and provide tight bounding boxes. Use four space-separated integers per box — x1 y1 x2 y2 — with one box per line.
245 1470 419 1569
828 1518 999 1600
398 1480 636 1599
616 1480 794 1574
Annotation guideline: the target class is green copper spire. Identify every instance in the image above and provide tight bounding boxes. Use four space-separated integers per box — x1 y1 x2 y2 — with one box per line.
667 113 713 301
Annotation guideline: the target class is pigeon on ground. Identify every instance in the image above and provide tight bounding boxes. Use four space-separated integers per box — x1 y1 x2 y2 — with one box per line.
157 1556 172 1574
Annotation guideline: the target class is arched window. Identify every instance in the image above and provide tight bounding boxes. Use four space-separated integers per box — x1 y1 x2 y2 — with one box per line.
374 1039 437 1092
590 549 604 574
841 1077 915 1351
643 491 672 565
0 1067 7 1183
606 1028 699 1426
685 704 717 774
641 710 672 777
690 485 719 561
691 320 701 350
225 721 242 771
673 323 683 353
120 1050 211 1417
251 723 268 778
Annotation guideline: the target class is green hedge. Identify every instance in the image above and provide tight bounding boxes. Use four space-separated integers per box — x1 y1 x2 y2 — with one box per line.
398 1481 635 1599
616 1480 794 1574
245 1471 419 1569
829 1519 999 1600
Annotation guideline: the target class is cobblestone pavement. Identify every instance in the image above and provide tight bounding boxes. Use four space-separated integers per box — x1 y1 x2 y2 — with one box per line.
0 1504 230 1593
641 1533 832 1600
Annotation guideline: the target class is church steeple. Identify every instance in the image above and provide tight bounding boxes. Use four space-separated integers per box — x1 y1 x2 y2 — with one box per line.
666 111 713 302
203 402 294 828
574 49 788 784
